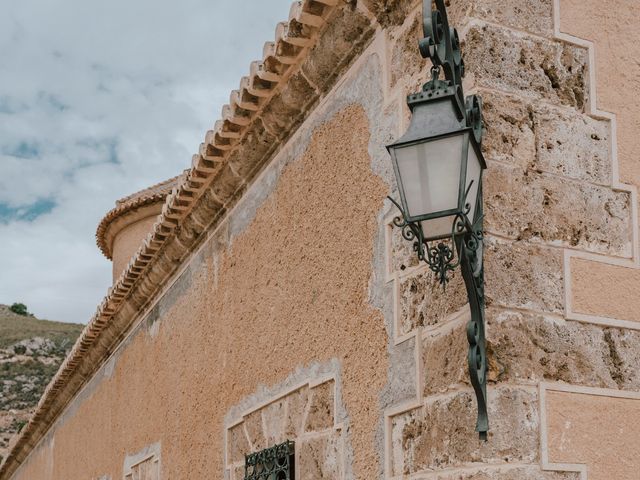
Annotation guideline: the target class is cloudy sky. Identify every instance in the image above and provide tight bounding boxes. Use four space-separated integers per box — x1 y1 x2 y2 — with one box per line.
0 0 294 324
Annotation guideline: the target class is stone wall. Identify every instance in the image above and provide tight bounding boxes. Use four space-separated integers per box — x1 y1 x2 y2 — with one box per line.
5 1 640 479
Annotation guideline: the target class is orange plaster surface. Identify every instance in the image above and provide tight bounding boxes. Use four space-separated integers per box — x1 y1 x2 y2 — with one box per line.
546 390 640 480
111 213 159 282
561 0 640 322
570 257 640 324
11 105 389 480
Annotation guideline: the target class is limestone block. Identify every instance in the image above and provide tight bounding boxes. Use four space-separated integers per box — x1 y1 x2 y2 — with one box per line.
398 267 466 335
388 222 420 273
301 8 374 90
228 118 278 179
464 24 588 109
425 465 579 480
533 105 611 185
487 309 634 389
298 434 342 480
210 164 244 205
284 386 310 438
261 72 317 136
466 0 554 37
485 163 631 257
227 423 250 464
484 237 563 314
389 11 428 89
422 322 469 395
262 399 287 446
359 0 420 28
243 409 266 450
481 91 536 167
391 387 538 475
599 327 640 390
305 381 335 432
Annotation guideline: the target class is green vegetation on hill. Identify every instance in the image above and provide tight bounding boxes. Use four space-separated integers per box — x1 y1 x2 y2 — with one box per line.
0 304 84 461
0 305 84 348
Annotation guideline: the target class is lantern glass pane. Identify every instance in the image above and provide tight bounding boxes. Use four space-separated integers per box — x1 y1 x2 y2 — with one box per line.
395 135 463 220
420 215 458 240
464 139 482 225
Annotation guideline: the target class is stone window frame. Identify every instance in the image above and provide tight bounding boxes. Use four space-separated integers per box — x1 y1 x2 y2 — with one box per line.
123 442 161 480
224 374 345 480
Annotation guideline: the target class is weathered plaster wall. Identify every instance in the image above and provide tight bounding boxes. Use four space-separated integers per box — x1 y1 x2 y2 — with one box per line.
8 1 640 479
10 74 393 478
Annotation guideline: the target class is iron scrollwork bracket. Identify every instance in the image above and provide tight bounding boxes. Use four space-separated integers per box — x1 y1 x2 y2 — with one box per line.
388 0 488 440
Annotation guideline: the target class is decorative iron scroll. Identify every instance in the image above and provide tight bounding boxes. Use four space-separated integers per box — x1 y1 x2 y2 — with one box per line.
244 440 295 480
388 0 488 439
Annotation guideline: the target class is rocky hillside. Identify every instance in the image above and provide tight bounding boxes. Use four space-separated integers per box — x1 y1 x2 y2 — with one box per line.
0 305 83 462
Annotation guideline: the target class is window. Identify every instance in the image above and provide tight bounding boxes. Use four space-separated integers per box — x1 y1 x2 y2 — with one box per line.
244 440 295 480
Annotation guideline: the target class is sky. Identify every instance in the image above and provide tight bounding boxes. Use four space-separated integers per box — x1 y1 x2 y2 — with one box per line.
0 0 294 324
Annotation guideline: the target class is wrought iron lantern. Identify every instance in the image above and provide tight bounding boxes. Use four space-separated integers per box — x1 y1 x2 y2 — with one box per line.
387 0 488 440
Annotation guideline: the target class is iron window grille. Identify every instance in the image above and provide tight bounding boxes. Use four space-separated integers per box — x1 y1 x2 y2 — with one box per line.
244 440 295 480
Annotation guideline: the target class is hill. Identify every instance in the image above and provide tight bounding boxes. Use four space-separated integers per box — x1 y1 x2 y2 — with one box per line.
0 305 83 463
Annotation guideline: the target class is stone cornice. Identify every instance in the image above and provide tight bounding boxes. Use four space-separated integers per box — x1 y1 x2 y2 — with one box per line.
0 1 378 478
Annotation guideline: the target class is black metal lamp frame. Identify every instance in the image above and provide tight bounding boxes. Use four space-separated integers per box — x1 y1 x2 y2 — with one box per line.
388 0 488 440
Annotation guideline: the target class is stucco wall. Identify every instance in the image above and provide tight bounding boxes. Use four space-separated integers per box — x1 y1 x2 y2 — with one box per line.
8 1 640 479
111 211 161 283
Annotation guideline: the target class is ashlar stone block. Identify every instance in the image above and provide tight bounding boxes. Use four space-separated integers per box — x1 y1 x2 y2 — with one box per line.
227 423 251 464
464 24 588 109
484 237 563 314
398 267 467 336
533 104 611 185
391 387 538 476
425 466 579 480
465 0 554 38
388 221 420 274
284 386 310 438
298 434 343 480
485 163 631 257
305 380 335 433
487 309 632 389
481 91 536 167
262 398 287 446
422 322 469 396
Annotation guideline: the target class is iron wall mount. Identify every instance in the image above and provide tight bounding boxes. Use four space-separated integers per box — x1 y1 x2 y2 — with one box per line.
388 0 488 440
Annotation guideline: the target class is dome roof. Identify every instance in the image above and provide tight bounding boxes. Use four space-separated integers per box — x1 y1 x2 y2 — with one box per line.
95 171 187 259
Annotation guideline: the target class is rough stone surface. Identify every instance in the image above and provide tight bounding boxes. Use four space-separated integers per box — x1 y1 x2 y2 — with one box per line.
301 8 374 91
424 466 579 480
305 381 335 432
533 104 611 185
481 91 536 167
484 237 563 314
467 0 554 37
227 423 250 464
262 398 286 446
388 221 420 274
360 0 420 28
298 434 343 480
284 386 309 438
391 387 538 476
485 162 631 256
487 309 640 389
398 267 466 335
389 11 428 89
422 322 469 395
243 409 266 451
464 24 588 109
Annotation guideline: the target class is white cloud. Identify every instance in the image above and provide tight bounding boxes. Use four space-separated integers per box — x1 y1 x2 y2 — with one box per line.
0 0 294 323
